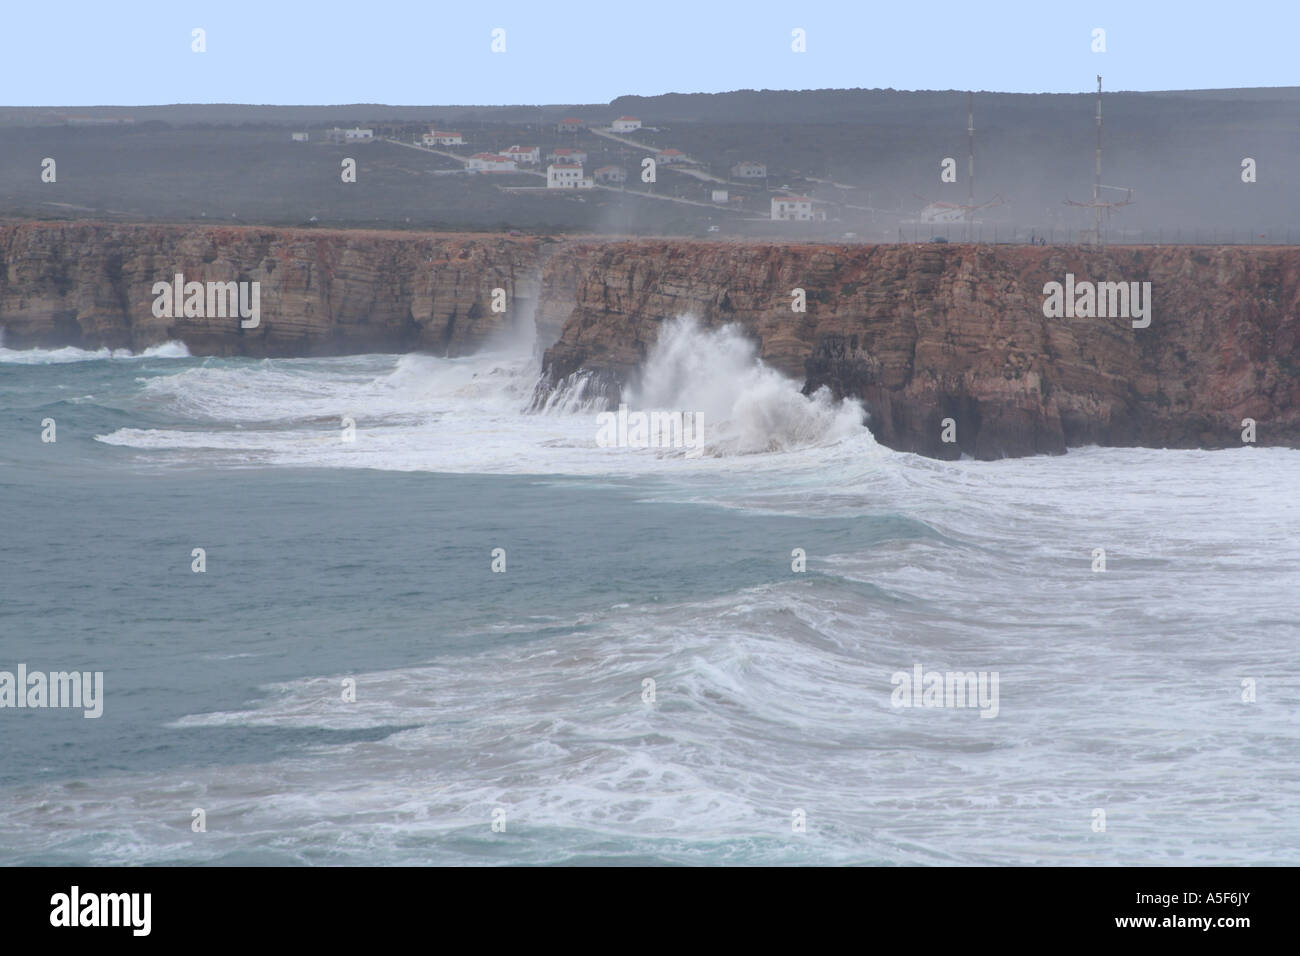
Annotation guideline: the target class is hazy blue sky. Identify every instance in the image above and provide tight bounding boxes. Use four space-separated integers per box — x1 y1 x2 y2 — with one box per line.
1 1 1294 105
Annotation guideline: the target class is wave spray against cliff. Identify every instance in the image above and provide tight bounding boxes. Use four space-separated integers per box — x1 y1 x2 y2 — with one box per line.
93 315 872 473
626 317 866 456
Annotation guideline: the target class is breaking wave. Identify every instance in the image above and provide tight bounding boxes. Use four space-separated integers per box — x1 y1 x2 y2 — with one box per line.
627 317 866 455
92 316 873 472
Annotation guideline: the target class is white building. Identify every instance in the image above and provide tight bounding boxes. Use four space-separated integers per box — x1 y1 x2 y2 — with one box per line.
424 130 465 146
771 195 816 221
547 163 593 188
594 165 626 184
711 189 729 203
326 127 361 144
327 127 374 144
549 147 588 165
611 115 641 132
501 145 541 165
656 148 687 164
731 160 767 179
468 153 518 172
291 132 309 142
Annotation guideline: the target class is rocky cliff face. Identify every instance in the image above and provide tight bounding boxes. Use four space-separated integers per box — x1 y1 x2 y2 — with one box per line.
3 222 1296 458
536 240 1300 458
0 222 543 357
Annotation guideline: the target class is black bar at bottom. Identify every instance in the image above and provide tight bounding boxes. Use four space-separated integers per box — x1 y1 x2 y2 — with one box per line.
0 865 1283 943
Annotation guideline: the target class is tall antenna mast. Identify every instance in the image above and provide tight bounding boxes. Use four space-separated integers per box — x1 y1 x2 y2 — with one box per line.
1065 74 1133 244
967 91 975 240
912 90 1005 240
1094 74 1102 243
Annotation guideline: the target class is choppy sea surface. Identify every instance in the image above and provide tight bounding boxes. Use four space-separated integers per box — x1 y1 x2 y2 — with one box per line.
1 320 1297 865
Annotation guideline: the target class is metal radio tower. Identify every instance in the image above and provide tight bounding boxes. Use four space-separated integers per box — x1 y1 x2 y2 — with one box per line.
1065 75 1134 245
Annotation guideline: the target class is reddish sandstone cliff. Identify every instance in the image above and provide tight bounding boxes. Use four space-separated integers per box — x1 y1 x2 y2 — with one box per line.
0 222 543 357
535 241 1300 458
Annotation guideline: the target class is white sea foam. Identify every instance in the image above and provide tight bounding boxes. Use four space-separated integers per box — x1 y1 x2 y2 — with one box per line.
7 493 1298 868
628 317 867 456
95 317 876 475
0 340 190 364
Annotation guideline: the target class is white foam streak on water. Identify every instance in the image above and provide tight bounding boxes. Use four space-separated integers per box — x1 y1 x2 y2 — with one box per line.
0 340 191 364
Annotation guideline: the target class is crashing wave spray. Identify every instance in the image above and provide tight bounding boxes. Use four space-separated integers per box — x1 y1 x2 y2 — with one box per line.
624 316 866 455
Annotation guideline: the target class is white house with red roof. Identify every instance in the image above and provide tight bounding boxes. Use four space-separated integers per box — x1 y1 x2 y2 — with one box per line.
424 130 464 146
500 145 540 165
468 153 518 172
611 116 641 132
548 147 588 165
771 195 816 221
655 148 687 164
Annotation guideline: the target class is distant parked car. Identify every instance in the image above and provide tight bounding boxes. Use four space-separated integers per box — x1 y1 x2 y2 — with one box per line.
707 225 720 233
